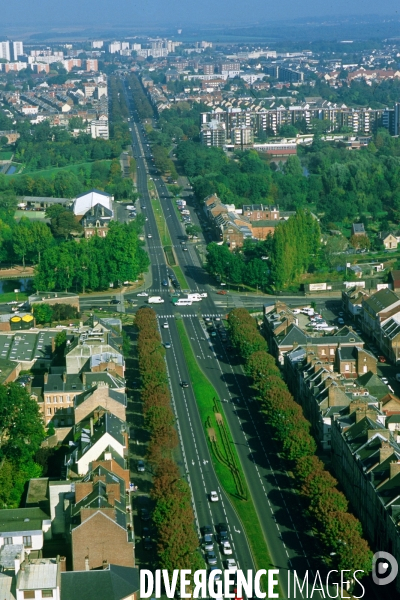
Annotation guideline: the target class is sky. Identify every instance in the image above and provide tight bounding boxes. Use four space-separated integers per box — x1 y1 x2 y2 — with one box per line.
1 0 400 28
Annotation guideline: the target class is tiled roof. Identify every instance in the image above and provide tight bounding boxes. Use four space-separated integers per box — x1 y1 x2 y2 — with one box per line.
61 565 139 600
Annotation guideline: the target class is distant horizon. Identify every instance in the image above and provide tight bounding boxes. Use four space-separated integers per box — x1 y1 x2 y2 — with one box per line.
0 13 400 45
1 5 400 39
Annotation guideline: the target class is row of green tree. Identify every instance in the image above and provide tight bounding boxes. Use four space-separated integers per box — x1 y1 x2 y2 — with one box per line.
127 74 154 120
227 308 372 576
0 384 45 507
34 221 150 292
135 307 202 573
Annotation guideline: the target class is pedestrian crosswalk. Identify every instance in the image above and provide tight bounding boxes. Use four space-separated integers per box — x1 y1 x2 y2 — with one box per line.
156 313 224 319
145 288 208 294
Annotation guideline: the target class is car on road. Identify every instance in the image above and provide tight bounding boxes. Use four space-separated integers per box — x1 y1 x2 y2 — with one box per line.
164 342 171 349
145 217 148 221
218 524 228 543
204 538 214 551
147 234 152 239
378 355 387 363
140 508 150 521
210 491 219 502
209 567 222 581
183 247 188 251
163 322 169 328
181 381 189 388
110 299 120 305
137 292 148 297
141 205 146 209
206 551 217 566
225 559 237 573
137 460 145 472
144 536 152 550
217 290 227 295
7 301 18 305
199 293 208 298
162 280 169 286
337 317 344 325
222 541 233 555
381 377 389 385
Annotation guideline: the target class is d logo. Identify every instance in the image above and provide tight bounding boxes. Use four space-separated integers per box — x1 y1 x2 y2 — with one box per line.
372 552 398 586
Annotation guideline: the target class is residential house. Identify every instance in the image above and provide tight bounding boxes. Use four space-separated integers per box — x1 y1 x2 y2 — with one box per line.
66 411 129 476
362 288 400 341
342 286 369 318
351 222 366 236
390 270 400 293
16 557 61 600
264 303 364 363
60 565 139 600
80 203 113 238
0 508 51 553
331 409 400 594
203 194 294 249
68 464 134 571
41 370 125 427
285 344 379 449
74 384 126 424
380 232 400 250
65 330 124 374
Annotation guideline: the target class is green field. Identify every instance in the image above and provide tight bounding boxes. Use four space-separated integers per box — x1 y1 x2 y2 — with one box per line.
15 210 47 221
0 151 13 160
0 291 29 304
176 319 275 578
13 160 112 180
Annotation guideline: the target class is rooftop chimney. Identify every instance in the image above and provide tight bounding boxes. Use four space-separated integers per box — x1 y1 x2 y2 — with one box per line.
44 372 49 384
90 417 94 437
62 371 67 383
82 372 87 386
102 559 108 570
380 440 394 463
85 556 89 571
390 461 400 479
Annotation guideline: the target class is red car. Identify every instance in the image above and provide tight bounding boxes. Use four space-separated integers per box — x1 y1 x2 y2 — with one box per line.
378 356 387 363
217 290 228 295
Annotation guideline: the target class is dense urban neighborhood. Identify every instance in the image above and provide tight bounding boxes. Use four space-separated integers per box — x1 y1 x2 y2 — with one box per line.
2 13 400 600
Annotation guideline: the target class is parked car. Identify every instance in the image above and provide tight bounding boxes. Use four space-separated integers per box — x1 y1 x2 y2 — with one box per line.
137 460 145 472
144 536 152 550
140 508 150 521
378 356 387 363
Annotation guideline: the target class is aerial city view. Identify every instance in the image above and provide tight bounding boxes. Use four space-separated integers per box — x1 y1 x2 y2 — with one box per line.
2 0 400 598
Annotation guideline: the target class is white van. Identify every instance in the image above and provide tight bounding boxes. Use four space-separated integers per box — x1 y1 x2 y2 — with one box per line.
175 299 192 306
148 296 164 304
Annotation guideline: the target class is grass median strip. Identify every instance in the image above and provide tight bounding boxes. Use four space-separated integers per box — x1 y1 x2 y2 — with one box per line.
172 265 189 289
175 318 275 575
151 195 172 246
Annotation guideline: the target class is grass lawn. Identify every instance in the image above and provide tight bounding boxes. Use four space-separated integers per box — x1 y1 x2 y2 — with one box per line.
0 291 29 304
15 210 47 221
0 151 13 160
176 319 275 577
13 160 112 179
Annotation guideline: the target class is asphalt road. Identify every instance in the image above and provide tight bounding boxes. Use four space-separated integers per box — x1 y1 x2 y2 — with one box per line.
123 81 257 583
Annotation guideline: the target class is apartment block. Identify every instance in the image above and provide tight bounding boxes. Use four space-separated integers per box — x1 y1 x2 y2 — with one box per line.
0 41 10 61
200 120 226 147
